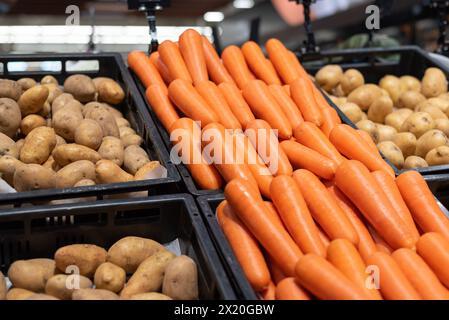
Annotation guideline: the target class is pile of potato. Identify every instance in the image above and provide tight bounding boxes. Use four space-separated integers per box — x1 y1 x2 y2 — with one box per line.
0 74 164 193
316 65 449 169
0 236 199 300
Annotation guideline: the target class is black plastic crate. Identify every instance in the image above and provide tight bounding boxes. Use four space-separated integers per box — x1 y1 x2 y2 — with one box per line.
0 53 180 206
0 194 237 300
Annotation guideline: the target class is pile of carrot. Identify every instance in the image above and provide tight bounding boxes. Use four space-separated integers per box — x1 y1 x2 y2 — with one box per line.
128 29 449 300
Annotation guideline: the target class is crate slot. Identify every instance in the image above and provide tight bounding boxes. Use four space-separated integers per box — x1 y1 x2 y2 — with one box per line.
65 60 99 72
114 207 160 225
7 61 62 73
0 220 24 234
31 213 107 232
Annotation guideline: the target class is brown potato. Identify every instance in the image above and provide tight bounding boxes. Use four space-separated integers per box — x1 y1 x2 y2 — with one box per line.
7 258 56 292
74 119 104 150
51 93 74 115
130 293 172 300
340 69 364 95
119 126 136 139
121 134 143 148
115 117 130 128
427 97 449 114
367 96 393 123
356 120 379 143
94 262 126 293
0 271 6 300
26 294 59 300
425 145 449 166
95 159 133 184
385 109 413 131
134 161 165 181
123 145 150 175
98 136 124 166
397 91 426 110
0 155 23 185
17 78 37 91
20 114 47 136
0 79 22 101
42 155 59 172
435 118 449 136
74 178 95 187
13 164 56 191
0 132 18 158
392 132 417 158
54 244 107 278
379 75 403 105
45 274 92 300
416 103 448 120
63 74 96 103
103 104 123 119
415 129 449 158
93 77 125 105
0 98 21 138
72 288 119 300
18 85 49 116
6 288 35 300
15 138 24 153
55 160 96 188
332 84 345 97
377 141 404 169
377 124 397 142
348 84 383 111
162 255 199 300
20 126 56 164
400 112 435 138
85 106 120 138
41 75 58 85
400 75 421 92
52 144 101 167
315 65 343 92
38 101 51 118
421 67 448 98
56 135 66 146
339 102 364 123
43 83 63 104
52 101 83 141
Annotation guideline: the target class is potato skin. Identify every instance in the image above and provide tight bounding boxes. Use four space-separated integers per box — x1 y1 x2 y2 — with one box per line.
119 126 136 139
72 288 119 300
379 75 403 104
95 159 133 184
20 126 56 164
417 105 448 120
98 136 124 166
0 79 22 101
435 118 449 136
64 74 96 103
162 255 199 300
123 145 150 175
385 109 413 132
54 244 107 278
0 155 23 185
51 93 74 115
415 129 449 158
52 143 101 167
315 65 343 92
339 102 364 123
400 75 421 92
0 132 19 158
74 119 104 150
55 160 96 188
400 112 435 138
17 78 36 91
86 106 120 138
425 145 449 166
26 294 59 300
367 95 393 123
18 85 49 116
348 84 383 111
134 161 165 180
52 101 84 141
41 75 58 85
42 155 60 172
0 271 6 300
13 164 56 191
377 124 397 142
116 117 130 128
45 274 92 300
377 141 404 169
74 178 95 187
340 69 364 95
93 77 125 105
397 91 426 110
0 98 21 138
421 67 448 98
6 288 35 300
130 293 172 300
392 132 417 158
122 134 143 148
20 114 47 136
93 262 126 293
7 258 56 292
356 120 379 143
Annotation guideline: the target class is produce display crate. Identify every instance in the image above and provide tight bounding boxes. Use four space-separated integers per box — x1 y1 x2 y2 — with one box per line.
197 192 449 300
0 53 181 207
0 193 237 300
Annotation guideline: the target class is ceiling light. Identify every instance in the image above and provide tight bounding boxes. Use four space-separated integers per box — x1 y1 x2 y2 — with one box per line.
233 0 255 9
203 11 224 22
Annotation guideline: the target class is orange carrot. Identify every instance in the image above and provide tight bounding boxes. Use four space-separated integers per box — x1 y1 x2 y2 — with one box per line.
145 84 179 132
327 239 383 300
294 121 345 166
312 85 332 110
271 175 326 257
195 80 242 130
366 252 421 300
128 50 167 91
266 254 286 285
397 170 449 240
293 169 359 245
334 160 416 250
242 41 281 85
266 59 280 82
368 225 393 254
264 201 285 229
283 85 290 96
295 254 370 300
291 77 323 126
225 178 303 276
259 281 276 300
265 38 300 84
201 36 236 85
179 29 208 85
158 40 193 83
242 80 292 140
222 45 255 90
275 278 311 300
416 232 449 288
216 200 271 292
318 227 330 249
357 129 379 154
218 82 255 129
288 50 310 81
149 52 172 85
320 107 341 138
268 84 304 129
168 79 219 126
280 140 337 180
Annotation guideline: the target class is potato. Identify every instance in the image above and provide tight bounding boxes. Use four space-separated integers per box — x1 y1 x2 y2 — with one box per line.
0 98 21 138
400 112 435 138
26 294 59 300
54 244 107 278
72 288 119 300
339 102 364 123
367 96 393 123
385 109 413 131
0 132 18 158
52 102 83 141
377 141 404 169
15 138 24 153
98 136 124 166
107 236 165 274
417 105 448 121
400 75 421 92
13 164 56 191
376 124 397 142
45 274 92 300
51 93 74 114
56 135 66 146
329 96 347 107
120 250 176 298
425 145 449 166
6 288 35 300
122 134 143 148
116 117 130 128
339 69 364 95
119 126 136 139
41 75 58 85
74 178 95 187
415 129 449 158
64 74 96 103
130 293 172 300
123 145 150 175
315 65 343 92
162 255 198 300
0 271 6 300
134 161 165 181
397 91 426 110
348 84 383 111
93 262 126 293
20 126 56 164
74 119 103 150
356 120 379 143
421 67 448 98
95 159 133 184
332 84 345 97
42 155 59 172
0 79 22 101
435 118 449 136
52 144 101 167
43 83 63 105
17 78 36 91
38 101 51 118
379 75 403 104
103 104 123 119
20 114 46 136
93 77 125 105
85 106 120 138
0 155 23 185
7 258 56 292
55 160 96 188
18 85 49 116
427 97 449 114
392 132 417 158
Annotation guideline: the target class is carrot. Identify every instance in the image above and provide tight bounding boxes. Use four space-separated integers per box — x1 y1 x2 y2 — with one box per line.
128 50 167 91
158 40 193 83
195 81 242 130
149 52 172 85
324 182 377 263
264 201 285 229
291 77 323 126
327 239 383 300
416 232 449 288
245 119 293 176
329 124 395 177
366 252 421 300
265 38 300 84
169 118 222 190
295 254 370 300
293 169 359 245
283 85 290 96
396 170 449 240
266 254 286 285
168 79 219 126
357 129 379 154
288 50 310 81
335 160 417 250
312 85 332 110
218 83 255 129
201 36 236 85
259 281 275 300
271 175 326 257
275 278 311 300
179 29 208 85
268 84 304 129
266 59 280 82
372 230 393 254
242 41 281 85
294 121 345 166
242 80 292 140
222 45 255 90
145 84 179 132
280 140 337 180
317 227 330 248
216 200 271 292
392 248 449 300
202 122 257 188
225 178 303 276
371 170 420 242
320 107 341 138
